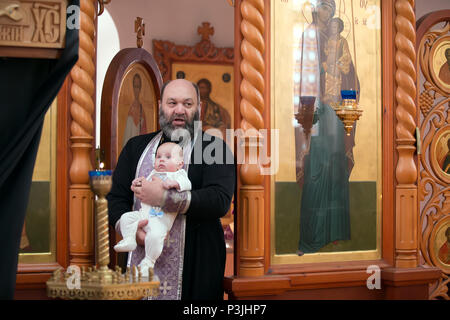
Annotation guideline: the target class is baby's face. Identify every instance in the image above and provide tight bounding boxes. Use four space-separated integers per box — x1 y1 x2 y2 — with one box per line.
155 143 183 172
329 21 339 35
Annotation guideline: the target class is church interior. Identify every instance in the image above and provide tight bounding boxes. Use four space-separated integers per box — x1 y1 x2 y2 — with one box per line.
1 0 450 300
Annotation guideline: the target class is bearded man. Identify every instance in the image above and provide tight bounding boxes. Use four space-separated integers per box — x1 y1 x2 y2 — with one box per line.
107 79 235 300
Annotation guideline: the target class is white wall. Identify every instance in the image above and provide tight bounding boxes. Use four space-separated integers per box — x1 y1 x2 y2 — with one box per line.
96 9 120 147
95 0 235 145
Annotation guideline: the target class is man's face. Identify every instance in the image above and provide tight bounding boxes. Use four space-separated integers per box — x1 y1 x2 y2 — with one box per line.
159 79 200 138
133 76 141 99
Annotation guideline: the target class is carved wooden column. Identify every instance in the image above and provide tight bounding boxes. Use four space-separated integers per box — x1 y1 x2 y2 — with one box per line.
237 0 266 277
394 0 418 268
68 0 96 267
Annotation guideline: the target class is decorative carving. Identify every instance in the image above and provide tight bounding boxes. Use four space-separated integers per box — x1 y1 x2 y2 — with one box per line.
239 0 265 133
0 1 23 21
198 21 214 41
97 0 111 16
237 0 265 277
417 12 450 300
419 90 434 116
395 0 417 182
135 16 144 48
46 265 159 300
69 0 96 267
419 22 450 96
153 22 233 82
0 0 66 48
394 0 418 269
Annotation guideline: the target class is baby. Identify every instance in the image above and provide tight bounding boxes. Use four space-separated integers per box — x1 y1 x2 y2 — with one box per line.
323 17 352 104
114 142 191 275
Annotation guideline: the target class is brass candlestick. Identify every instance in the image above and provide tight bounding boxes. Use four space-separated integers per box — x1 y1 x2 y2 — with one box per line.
331 90 363 136
46 169 159 300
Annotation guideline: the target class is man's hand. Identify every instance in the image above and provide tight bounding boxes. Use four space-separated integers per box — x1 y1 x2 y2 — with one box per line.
131 177 145 188
136 219 148 246
131 175 166 207
163 179 180 190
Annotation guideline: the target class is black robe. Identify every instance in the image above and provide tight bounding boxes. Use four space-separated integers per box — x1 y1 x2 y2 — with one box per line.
107 130 236 300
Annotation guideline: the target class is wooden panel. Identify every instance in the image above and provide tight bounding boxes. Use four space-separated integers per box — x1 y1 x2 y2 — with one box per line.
236 0 266 278
68 0 97 268
0 0 68 59
394 0 419 268
416 9 450 300
225 0 442 300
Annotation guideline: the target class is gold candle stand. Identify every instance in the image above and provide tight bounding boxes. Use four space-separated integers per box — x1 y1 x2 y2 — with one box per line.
331 91 363 136
46 170 160 300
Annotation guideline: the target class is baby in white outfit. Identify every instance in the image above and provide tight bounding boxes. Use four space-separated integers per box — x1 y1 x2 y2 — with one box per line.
114 142 191 276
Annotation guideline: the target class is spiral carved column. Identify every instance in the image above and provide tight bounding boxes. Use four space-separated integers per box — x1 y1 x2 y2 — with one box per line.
96 196 110 269
238 0 265 277
394 0 418 268
69 0 96 267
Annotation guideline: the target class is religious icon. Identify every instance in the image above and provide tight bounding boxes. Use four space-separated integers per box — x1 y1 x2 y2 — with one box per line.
122 73 147 148
19 101 57 263
323 17 353 104
431 40 450 93
438 226 450 265
437 133 450 175
438 47 450 86
170 63 234 141
197 78 231 139
272 0 381 264
431 217 450 270
116 64 157 157
294 0 358 255
429 127 450 185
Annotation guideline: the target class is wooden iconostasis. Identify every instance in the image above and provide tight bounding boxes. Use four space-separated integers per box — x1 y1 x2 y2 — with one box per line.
15 1 449 300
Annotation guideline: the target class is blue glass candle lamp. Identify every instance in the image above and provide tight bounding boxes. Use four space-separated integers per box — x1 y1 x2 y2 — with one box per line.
332 90 363 136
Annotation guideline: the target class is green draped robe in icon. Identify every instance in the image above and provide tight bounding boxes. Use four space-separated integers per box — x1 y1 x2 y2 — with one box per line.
297 102 351 253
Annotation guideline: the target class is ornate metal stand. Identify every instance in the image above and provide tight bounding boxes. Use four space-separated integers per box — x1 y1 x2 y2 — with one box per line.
331 90 363 135
46 169 160 300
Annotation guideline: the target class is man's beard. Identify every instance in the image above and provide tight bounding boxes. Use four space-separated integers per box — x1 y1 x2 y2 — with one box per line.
159 107 200 144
